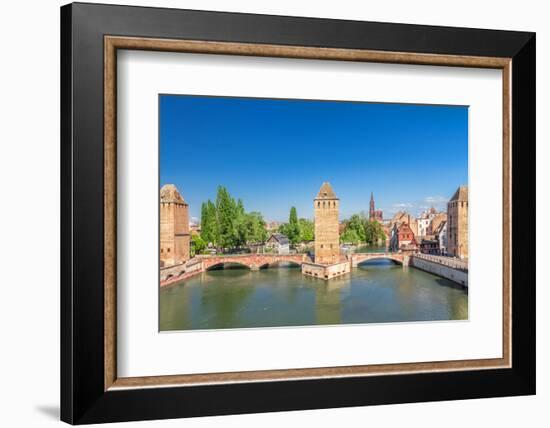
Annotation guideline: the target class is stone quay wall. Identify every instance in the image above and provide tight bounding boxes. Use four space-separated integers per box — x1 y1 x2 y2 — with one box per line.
302 260 350 280
410 254 468 287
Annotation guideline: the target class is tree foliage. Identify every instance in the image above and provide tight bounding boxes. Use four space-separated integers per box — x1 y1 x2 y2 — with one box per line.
340 213 386 245
190 234 207 256
298 218 314 242
278 208 314 245
199 186 268 251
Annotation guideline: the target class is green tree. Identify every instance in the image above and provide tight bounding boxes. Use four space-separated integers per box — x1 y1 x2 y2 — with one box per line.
340 228 361 244
200 200 219 246
244 212 267 243
287 206 301 244
216 186 237 249
234 198 248 247
346 214 367 242
364 220 386 245
298 218 314 242
190 234 207 256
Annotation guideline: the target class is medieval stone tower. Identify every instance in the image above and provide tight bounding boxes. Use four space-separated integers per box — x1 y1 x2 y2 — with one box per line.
446 185 468 259
160 184 190 266
314 182 340 264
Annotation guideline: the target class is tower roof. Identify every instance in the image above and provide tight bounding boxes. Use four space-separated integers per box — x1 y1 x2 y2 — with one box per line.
450 185 468 202
160 184 186 204
315 182 338 199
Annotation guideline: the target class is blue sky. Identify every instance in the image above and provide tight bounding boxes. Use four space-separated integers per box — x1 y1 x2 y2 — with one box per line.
160 95 468 222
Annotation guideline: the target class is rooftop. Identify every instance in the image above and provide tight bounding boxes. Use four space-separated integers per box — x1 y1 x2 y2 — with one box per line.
160 184 186 204
450 185 468 202
315 182 338 199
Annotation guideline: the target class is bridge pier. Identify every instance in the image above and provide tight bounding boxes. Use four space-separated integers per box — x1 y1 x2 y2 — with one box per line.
250 265 260 271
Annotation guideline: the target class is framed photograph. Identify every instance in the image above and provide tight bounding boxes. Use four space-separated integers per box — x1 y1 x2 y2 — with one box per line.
61 2 535 424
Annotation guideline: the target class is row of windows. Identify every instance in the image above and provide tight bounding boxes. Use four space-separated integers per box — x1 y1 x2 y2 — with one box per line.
319 244 335 249
449 201 467 208
160 248 171 253
317 201 337 208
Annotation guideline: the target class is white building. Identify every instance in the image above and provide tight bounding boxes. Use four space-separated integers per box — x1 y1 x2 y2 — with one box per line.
436 221 448 255
417 216 431 237
265 233 290 255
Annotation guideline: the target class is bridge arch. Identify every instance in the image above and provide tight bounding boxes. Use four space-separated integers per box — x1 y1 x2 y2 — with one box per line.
356 256 402 266
204 261 252 271
258 259 302 269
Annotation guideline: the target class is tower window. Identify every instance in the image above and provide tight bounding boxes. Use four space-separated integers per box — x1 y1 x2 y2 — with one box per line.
317 201 320 208
167 248 170 253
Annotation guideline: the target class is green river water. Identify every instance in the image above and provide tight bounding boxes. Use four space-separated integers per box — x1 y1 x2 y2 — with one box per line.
160 259 468 331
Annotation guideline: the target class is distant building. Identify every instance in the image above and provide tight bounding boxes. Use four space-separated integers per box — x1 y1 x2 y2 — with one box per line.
420 239 439 255
429 212 447 235
447 186 468 259
397 222 417 249
391 211 418 236
435 220 448 255
314 182 340 264
369 192 383 221
266 221 280 231
160 184 190 266
388 223 399 252
417 215 431 237
265 233 290 255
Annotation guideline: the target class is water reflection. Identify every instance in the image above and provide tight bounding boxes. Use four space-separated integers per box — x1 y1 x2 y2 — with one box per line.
160 260 468 331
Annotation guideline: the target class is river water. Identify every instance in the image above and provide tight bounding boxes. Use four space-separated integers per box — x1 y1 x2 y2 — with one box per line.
160 260 468 331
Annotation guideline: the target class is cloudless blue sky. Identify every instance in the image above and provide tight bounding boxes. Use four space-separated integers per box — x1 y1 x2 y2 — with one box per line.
160 95 468 222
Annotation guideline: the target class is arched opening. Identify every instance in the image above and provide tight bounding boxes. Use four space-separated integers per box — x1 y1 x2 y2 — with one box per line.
206 262 251 271
357 257 402 268
259 260 301 270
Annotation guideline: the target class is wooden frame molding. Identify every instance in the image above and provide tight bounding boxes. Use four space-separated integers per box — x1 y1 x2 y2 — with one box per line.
104 35 512 391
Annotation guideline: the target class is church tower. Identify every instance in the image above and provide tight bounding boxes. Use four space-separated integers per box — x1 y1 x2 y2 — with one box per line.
369 192 375 220
314 182 340 264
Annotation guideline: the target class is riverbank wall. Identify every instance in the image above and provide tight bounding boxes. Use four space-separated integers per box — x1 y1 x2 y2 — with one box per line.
160 259 203 288
410 255 468 288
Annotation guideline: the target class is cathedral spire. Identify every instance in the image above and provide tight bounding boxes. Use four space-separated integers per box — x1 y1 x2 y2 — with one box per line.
369 191 375 219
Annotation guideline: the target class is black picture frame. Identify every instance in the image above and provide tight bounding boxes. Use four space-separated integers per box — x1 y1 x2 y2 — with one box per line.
61 2 535 424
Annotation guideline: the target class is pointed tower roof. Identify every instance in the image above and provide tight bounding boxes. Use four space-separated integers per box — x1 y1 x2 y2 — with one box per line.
450 185 468 202
160 184 186 204
315 182 338 199
370 192 374 202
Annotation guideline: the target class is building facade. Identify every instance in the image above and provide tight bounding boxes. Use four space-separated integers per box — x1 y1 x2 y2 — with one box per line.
420 239 440 255
369 192 383 221
265 233 290 255
417 216 431 237
314 182 340 264
160 184 190 266
446 185 468 259
390 211 419 237
397 222 417 249
436 220 448 255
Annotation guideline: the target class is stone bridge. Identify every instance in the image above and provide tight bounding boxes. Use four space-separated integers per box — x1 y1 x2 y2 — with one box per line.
350 252 409 267
199 253 312 271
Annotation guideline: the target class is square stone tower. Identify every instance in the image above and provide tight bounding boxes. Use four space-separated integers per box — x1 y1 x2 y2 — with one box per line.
314 182 340 264
446 185 468 259
160 184 190 266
